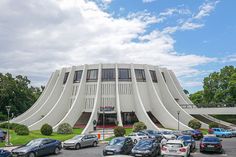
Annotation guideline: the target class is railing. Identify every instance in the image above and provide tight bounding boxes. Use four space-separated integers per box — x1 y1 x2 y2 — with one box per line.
180 104 236 109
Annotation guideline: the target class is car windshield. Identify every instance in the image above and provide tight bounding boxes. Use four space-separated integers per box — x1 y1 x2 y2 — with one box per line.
178 136 191 141
166 143 183 148
72 135 83 140
203 137 220 142
108 138 125 146
135 140 153 149
26 139 42 147
146 130 154 134
163 131 171 135
137 133 145 136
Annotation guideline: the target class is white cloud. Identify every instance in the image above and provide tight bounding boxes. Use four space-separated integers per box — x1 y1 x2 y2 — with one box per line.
181 22 204 30
194 0 219 19
0 0 217 87
142 0 156 3
221 54 236 63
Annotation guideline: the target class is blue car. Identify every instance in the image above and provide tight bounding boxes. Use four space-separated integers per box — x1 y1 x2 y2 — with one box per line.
0 149 11 157
11 138 62 157
177 135 196 152
212 128 232 138
200 136 223 153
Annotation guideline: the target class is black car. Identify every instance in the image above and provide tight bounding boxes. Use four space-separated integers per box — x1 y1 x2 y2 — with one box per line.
103 137 134 156
140 130 163 142
182 130 203 140
131 138 160 157
0 129 7 142
0 149 11 157
12 138 62 157
177 135 196 152
200 136 223 153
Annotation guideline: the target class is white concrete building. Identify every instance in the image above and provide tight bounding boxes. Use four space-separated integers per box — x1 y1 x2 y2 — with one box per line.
12 63 232 134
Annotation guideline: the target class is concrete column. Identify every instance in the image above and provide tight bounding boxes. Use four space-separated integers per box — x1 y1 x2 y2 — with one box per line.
115 64 123 126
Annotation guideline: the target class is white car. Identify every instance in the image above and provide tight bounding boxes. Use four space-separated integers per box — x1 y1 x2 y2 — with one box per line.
161 131 176 140
127 132 148 143
161 140 191 157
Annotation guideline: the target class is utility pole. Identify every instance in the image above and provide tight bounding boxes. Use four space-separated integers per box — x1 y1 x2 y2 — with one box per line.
177 110 180 131
5 106 12 146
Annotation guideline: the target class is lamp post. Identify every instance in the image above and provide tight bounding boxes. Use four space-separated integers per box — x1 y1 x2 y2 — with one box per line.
177 110 180 131
5 106 12 146
103 104 105 140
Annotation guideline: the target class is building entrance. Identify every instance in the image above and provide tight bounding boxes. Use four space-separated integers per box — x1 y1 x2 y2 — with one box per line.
122 112 139 125
98 113 117 126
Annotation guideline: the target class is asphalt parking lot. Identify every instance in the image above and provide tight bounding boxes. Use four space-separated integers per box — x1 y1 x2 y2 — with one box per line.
49 138 236 157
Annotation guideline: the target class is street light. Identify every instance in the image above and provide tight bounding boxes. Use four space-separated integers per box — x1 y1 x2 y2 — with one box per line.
177 110 180 131
103 104 105 140
5 105 12 146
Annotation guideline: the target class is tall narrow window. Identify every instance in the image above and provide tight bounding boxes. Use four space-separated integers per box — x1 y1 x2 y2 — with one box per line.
102 69 115 81
63 72 69 84
150 70 158 83
118 69 131 81
161 72 166 82
86 69 98 82
135 69 146 82
73 70 83 83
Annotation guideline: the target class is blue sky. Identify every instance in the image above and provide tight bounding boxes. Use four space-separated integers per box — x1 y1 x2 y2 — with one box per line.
0 0 235 93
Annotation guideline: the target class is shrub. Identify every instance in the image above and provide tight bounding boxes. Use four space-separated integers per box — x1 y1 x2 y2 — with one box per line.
209 122 219 128
114 126 126 137
40 124 53 136
133 122 147 132
0 122 20 130
188 119 201 129
57 123 73 134
15 124 29 135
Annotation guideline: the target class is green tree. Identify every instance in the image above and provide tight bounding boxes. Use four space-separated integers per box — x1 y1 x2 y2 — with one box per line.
0 73 43 121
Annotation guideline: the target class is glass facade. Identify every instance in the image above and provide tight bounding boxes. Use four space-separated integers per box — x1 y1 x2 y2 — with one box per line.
86 69 98 82
118 68 131 81
150 70 158 83
102 69 115 81
63 72 69 84
135 69 146 82
73 70 83 83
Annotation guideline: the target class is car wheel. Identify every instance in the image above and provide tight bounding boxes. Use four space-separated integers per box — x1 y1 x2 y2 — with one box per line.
28 152 35 157
134 139 137 144
93 141 98 147
75 143 81 150
222 134 226 138
54 147 60 155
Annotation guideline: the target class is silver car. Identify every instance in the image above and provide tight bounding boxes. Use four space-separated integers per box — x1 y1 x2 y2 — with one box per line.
63 134 98 149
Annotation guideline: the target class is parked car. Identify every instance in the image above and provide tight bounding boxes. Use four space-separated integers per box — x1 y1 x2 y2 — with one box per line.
212 128 232 138
227 128 236 137
161 140 191 157
140 130 163 142
200 136 223 153
181 130 203 140
11 138 62 157
128 132 148 144
131 138 160 157
160 131 176 140
177 135 196 152
172 130 183 138
103 137 134 156
0 149 11 157
0 129 7 142
63 134 98 149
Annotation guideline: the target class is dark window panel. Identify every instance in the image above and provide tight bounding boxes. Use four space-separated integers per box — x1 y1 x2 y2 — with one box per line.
102 69 115 81
149 70 158 83
63 72 69 84
161 72 166 82
73 70 83 83
118 68 131 81
86 69 98 82
135 69 146 82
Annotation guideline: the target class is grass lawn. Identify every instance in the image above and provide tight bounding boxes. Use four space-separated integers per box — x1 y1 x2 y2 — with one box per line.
105 128 133 141
0 128 83 147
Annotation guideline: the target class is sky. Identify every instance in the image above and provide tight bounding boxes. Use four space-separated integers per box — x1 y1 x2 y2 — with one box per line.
0 0 235 93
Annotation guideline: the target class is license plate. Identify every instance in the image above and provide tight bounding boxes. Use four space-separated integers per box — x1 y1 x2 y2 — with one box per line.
12 155 17 157
207 145 214 148
169 150 177 153
107 152 114 155
135 154 142 157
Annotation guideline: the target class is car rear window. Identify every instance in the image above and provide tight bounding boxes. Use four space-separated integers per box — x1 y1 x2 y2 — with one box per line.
166 143 183 148
203 137 220 142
